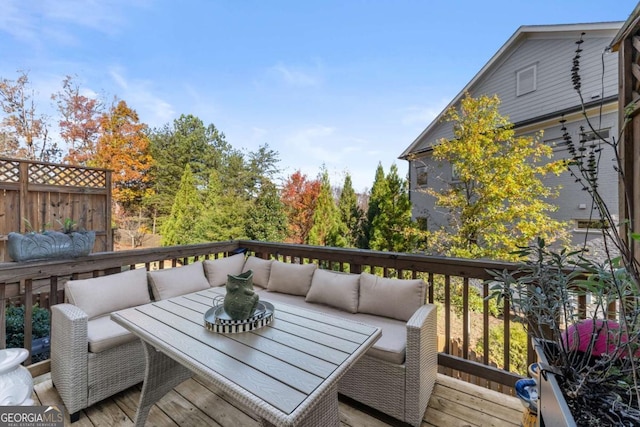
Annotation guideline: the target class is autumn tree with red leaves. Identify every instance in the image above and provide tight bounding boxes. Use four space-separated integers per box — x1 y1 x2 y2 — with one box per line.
52 75 103 165
92 100 153 215
280 170 320 244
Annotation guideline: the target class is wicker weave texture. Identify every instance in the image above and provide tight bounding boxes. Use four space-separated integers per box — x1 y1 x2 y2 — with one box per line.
51 304 146 417
51 304 90 415
338 304 438 427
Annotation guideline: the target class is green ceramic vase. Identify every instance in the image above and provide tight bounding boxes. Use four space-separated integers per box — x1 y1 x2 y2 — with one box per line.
224 270 259 320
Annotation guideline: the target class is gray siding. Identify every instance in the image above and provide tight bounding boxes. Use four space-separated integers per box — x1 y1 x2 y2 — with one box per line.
411 30 618 153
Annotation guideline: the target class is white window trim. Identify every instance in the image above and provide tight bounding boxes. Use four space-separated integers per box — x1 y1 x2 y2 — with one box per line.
516 64 537 96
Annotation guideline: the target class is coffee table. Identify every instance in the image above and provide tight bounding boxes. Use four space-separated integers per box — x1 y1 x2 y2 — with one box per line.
111 288 381 427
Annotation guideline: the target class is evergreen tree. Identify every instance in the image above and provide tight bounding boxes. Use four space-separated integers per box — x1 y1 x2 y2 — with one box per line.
308 168 340 246
369 164 412 252
198 169 248 241
148 114 229 217
361 163 386 249
246 180 288 242
161 165 203 246
337 174 362 247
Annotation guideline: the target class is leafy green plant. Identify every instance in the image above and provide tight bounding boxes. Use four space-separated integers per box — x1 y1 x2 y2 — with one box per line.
476 321 528 376
56 218 77 233
5 305 50 362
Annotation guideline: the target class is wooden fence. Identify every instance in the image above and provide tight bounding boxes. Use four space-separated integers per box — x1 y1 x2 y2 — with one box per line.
0 157 112 261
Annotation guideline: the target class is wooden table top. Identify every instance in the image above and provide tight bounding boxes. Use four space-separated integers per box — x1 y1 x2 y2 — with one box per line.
111 288 381 423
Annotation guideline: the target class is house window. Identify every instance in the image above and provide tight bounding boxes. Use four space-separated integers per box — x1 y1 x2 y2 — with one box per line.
451 164 461 181
416 217 428 231
416 166 428 187
516 64 537 96
576 219 610 229
580 129 610 142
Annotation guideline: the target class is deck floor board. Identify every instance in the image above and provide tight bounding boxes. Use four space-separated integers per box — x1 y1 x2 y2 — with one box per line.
32 373 522 427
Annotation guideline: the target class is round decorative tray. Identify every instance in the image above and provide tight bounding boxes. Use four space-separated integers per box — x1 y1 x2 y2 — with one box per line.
204 300 274 334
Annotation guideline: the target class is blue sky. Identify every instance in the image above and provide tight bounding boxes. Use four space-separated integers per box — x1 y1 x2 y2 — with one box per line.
0 1 636 191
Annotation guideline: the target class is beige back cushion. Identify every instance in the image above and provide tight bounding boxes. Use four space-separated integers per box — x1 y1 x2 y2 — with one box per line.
358 272 425 321
203 253 246 287
267 261 317 296
305 269 360 313
148 261 210 300
242 256 273 288
65 268 150 320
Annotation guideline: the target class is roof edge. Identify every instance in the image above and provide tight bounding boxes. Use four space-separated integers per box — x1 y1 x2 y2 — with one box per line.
399 21 624 159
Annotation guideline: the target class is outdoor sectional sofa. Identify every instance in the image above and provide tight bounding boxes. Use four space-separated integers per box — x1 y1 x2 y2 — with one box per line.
51 253 437 426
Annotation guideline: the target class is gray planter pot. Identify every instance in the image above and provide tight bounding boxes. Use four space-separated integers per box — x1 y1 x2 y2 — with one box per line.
533 339 576 427
7 230 96 262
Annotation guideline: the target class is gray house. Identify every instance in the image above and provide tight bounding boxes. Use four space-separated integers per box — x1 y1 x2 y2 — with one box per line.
399 22 623 248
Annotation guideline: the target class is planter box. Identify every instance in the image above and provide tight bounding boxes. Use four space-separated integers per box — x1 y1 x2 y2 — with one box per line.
8 231 96 262
534 340 576 427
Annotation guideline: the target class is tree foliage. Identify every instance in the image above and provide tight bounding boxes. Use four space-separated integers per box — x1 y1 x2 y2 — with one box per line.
52 75 103 165
423 93 568 260
198 169 248 242
281 170 321 244
148 114 229 217
0 70 59 161
337 173 363 248
246 180 288 242
161 165 203 246
361 163 386 249
92 100 153 214
369 163 412 252
308 168 341 246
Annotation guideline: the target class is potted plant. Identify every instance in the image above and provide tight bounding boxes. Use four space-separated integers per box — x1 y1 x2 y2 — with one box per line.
487 35 640 426
7 218 96 262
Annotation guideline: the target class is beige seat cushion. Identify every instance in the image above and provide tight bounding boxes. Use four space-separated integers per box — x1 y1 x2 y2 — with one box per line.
148 261 210 300
203 253 246 287
350 312 408 364
87 314 138 353
358 273 425 321
257 290 407 365
65 268 150 320
242 256 273 288
267 261 317 296
305 269 360 313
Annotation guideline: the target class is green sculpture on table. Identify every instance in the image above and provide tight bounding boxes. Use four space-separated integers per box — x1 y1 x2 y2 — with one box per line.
224 270 259 320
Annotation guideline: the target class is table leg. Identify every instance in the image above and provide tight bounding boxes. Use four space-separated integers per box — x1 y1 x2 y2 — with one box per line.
134 341 192 427
259 384 339 427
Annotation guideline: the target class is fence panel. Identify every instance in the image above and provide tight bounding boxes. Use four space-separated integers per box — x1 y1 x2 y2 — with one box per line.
0 157 112 261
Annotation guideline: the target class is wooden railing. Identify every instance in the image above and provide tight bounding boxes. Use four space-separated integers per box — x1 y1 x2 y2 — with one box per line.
1 240 537 388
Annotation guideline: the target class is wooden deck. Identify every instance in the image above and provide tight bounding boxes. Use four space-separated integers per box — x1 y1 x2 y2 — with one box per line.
31 372 523 427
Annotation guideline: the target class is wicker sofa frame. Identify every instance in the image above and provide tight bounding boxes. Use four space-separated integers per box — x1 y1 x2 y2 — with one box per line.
51 261 437 426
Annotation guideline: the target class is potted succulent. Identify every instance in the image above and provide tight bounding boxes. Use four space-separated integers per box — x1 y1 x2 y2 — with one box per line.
487 35 640 426
7 218 96 262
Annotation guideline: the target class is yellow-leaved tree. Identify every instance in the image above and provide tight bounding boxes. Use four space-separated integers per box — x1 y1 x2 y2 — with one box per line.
422 93 568 261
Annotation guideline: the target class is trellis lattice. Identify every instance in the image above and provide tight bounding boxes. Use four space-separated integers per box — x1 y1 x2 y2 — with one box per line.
29 163 106 188
0 160 20 183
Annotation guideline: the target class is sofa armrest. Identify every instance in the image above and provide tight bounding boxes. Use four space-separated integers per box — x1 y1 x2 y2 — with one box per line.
404 303 438 426
51 304 89 414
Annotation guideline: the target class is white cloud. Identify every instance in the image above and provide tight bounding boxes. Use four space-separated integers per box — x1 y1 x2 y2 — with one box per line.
400 99 450 126
269 62 322 87
109 66 175 127
0 0 149 47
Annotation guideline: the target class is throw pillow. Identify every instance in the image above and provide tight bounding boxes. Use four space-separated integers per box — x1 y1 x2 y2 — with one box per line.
358 272 425 321
148 261 210 300
305 269 360 313
203 253 246 287
266 261 317 296
242 256 273 288
65 268 150 320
